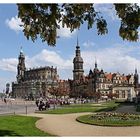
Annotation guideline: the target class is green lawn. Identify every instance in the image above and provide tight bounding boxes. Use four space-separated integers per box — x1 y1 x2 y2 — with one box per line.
36 101 120 114
39 106 105 114
0 115 53 136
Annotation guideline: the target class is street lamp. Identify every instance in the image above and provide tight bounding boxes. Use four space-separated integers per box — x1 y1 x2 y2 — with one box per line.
49 80 56 110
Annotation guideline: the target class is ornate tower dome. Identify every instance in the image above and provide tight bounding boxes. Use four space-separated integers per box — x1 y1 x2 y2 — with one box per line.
134 68 139 88
73 38 84 80
17 47 26 82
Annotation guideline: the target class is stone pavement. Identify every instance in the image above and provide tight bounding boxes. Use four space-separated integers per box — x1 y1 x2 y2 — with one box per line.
24 105 140 136
0 99 36 115
114 105 140 114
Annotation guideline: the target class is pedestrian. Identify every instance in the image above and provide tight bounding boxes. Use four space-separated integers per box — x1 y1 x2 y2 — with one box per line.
4 98 6 103
35 99 39 107
45 101 50 109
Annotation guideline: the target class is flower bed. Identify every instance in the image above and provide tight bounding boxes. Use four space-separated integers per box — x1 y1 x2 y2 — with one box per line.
91 112 140 120
76 112 140 126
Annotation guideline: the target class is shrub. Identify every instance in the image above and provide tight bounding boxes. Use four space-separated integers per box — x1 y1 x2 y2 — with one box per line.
136 104 140 112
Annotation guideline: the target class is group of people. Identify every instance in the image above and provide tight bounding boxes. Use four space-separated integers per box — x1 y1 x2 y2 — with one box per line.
35 98 50 111
35 97 90 111
35 97 74 111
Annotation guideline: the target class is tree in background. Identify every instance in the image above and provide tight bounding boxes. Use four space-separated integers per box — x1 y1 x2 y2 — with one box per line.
48 86 69 98
107 93 119 99
17 4 140 46
94 92 101 102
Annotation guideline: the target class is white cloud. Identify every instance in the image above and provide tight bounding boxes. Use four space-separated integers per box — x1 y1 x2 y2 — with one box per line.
25 49 73 79
0 58 18 72
26 49 72 70
57 21 77 38
94 4 118 21
5 16 23 32
27 46 140 79
82 46 140 76
5 15 76 37
83 40 96 48
0 49 73 80
1 44 140 83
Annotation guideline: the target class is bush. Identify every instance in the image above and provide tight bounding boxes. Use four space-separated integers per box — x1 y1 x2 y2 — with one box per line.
136 104 140 112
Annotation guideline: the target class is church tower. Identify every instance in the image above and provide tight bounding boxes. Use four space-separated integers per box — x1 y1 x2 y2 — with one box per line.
94 59 98 71
134 68 139 88
73 38 84 80
17 47 26 82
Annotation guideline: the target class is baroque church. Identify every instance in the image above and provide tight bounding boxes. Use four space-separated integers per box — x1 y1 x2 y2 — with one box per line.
70 40 139 101
12 49 59 99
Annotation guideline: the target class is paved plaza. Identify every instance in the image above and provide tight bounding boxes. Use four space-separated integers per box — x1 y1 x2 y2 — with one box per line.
24 105 140 136
1 99 140 136
0 99 36 115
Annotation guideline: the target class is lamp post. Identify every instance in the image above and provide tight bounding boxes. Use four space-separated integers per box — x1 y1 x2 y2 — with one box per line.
51 80 56 110
53 90 56 110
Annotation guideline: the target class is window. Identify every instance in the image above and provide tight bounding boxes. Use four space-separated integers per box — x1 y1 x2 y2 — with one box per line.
122 93 125 98
116 90 119 94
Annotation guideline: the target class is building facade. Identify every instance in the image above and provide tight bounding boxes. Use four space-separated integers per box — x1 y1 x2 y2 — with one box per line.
12 49 59 99
70 42 139 101
12 42 139 101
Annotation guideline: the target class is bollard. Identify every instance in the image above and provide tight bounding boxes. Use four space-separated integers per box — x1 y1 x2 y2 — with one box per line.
25 106 27 114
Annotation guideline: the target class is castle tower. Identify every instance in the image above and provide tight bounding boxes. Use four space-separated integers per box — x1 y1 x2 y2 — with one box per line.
17 47 26 82
73 38 84 80
93 58 99 73
92 59 100 93
134 68 139 88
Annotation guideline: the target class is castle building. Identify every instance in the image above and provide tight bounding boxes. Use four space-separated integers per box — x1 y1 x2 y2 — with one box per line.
70 42 138 101
12 48 59 99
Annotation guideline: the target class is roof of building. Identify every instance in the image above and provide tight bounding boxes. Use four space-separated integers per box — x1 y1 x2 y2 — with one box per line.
105 73 113 80
26 66 57 72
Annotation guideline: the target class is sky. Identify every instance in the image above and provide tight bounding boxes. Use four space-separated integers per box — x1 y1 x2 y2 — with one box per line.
0 3 140 92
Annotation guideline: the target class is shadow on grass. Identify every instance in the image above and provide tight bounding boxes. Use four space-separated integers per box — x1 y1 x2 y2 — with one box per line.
0 130 22 136
95 106 118 112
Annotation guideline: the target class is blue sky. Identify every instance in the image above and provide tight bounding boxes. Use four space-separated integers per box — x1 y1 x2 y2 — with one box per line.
0 3 140 92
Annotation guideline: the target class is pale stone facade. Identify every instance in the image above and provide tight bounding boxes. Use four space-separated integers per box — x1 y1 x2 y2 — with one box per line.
12 49 59 99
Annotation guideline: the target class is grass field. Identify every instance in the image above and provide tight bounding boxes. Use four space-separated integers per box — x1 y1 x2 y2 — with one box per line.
0 115 53 136
36 101 120 114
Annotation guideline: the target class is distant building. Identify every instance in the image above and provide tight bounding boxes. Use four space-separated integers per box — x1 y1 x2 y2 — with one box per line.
70 41 138 101
12 41 139 102
12 49 59 99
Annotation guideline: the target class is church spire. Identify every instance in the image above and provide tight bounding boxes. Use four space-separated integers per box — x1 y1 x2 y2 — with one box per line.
73 37 84 80
95 57 97 69
20 46 24 56
135 68 137 74
17 47 26 82
20 46 23 53
134 67 139 88
77 35 79 46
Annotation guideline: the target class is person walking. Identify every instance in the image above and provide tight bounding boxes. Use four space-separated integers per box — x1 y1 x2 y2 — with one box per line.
4 98 7 103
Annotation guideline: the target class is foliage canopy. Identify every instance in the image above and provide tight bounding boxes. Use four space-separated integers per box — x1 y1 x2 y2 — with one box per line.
17 4 140 46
